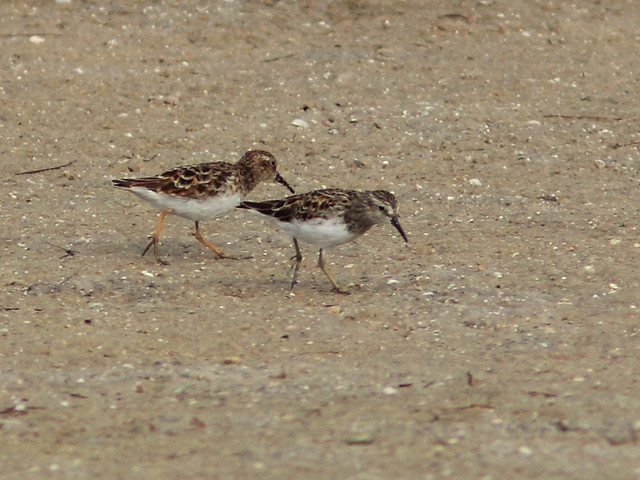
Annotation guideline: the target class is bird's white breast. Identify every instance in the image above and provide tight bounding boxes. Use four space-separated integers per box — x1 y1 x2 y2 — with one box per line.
276 217 360 248
128 188 242 221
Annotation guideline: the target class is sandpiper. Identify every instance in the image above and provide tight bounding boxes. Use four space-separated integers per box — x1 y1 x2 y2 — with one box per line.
113 150 294 264
239 188 408 293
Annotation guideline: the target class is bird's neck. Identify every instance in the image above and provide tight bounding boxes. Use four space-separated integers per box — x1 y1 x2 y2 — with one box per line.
236 162 260 193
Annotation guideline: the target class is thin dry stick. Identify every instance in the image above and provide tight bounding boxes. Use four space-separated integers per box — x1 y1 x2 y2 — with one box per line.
0 33 62 37
15 161 74 176
263 53 295 63
543 114 623 121
610 140 640 150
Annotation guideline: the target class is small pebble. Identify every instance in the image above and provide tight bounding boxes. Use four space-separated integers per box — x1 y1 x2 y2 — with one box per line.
469 178 482 186
291 118 309 129
163 94 180 105
594 159 607 168
538 193 558 202
518 446 533 456
29 35 45 44
223 356 242 365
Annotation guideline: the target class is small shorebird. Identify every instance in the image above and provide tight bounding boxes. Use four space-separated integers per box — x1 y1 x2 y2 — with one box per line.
239 188 408 293
113 150 295 264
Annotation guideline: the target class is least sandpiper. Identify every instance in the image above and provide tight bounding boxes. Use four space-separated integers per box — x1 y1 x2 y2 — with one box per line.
113 150 295 264
239 188 408 293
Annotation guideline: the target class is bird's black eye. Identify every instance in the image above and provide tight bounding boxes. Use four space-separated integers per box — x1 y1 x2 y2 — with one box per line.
378 205 386 212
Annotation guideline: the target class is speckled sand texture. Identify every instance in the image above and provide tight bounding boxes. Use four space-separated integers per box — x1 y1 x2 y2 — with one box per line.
2 1 640 478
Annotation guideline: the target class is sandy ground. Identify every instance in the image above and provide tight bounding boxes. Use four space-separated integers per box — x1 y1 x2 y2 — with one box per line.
2 1 640 478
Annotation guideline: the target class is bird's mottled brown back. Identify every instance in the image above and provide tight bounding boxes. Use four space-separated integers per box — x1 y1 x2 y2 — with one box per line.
116 161 238 199
240 189 358 222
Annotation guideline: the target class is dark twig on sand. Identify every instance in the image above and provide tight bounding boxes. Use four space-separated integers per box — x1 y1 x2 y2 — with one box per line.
543 114 623 121
15 161 74 176
610 140 640 150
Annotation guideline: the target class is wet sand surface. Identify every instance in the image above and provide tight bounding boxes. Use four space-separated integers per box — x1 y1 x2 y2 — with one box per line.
2 1 640 478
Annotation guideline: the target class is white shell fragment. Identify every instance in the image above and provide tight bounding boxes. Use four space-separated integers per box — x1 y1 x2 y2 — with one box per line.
594 159 607 168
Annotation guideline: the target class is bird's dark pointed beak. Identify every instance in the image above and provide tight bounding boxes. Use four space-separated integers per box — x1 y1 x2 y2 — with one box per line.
391 216 409 243
275 172 295 194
